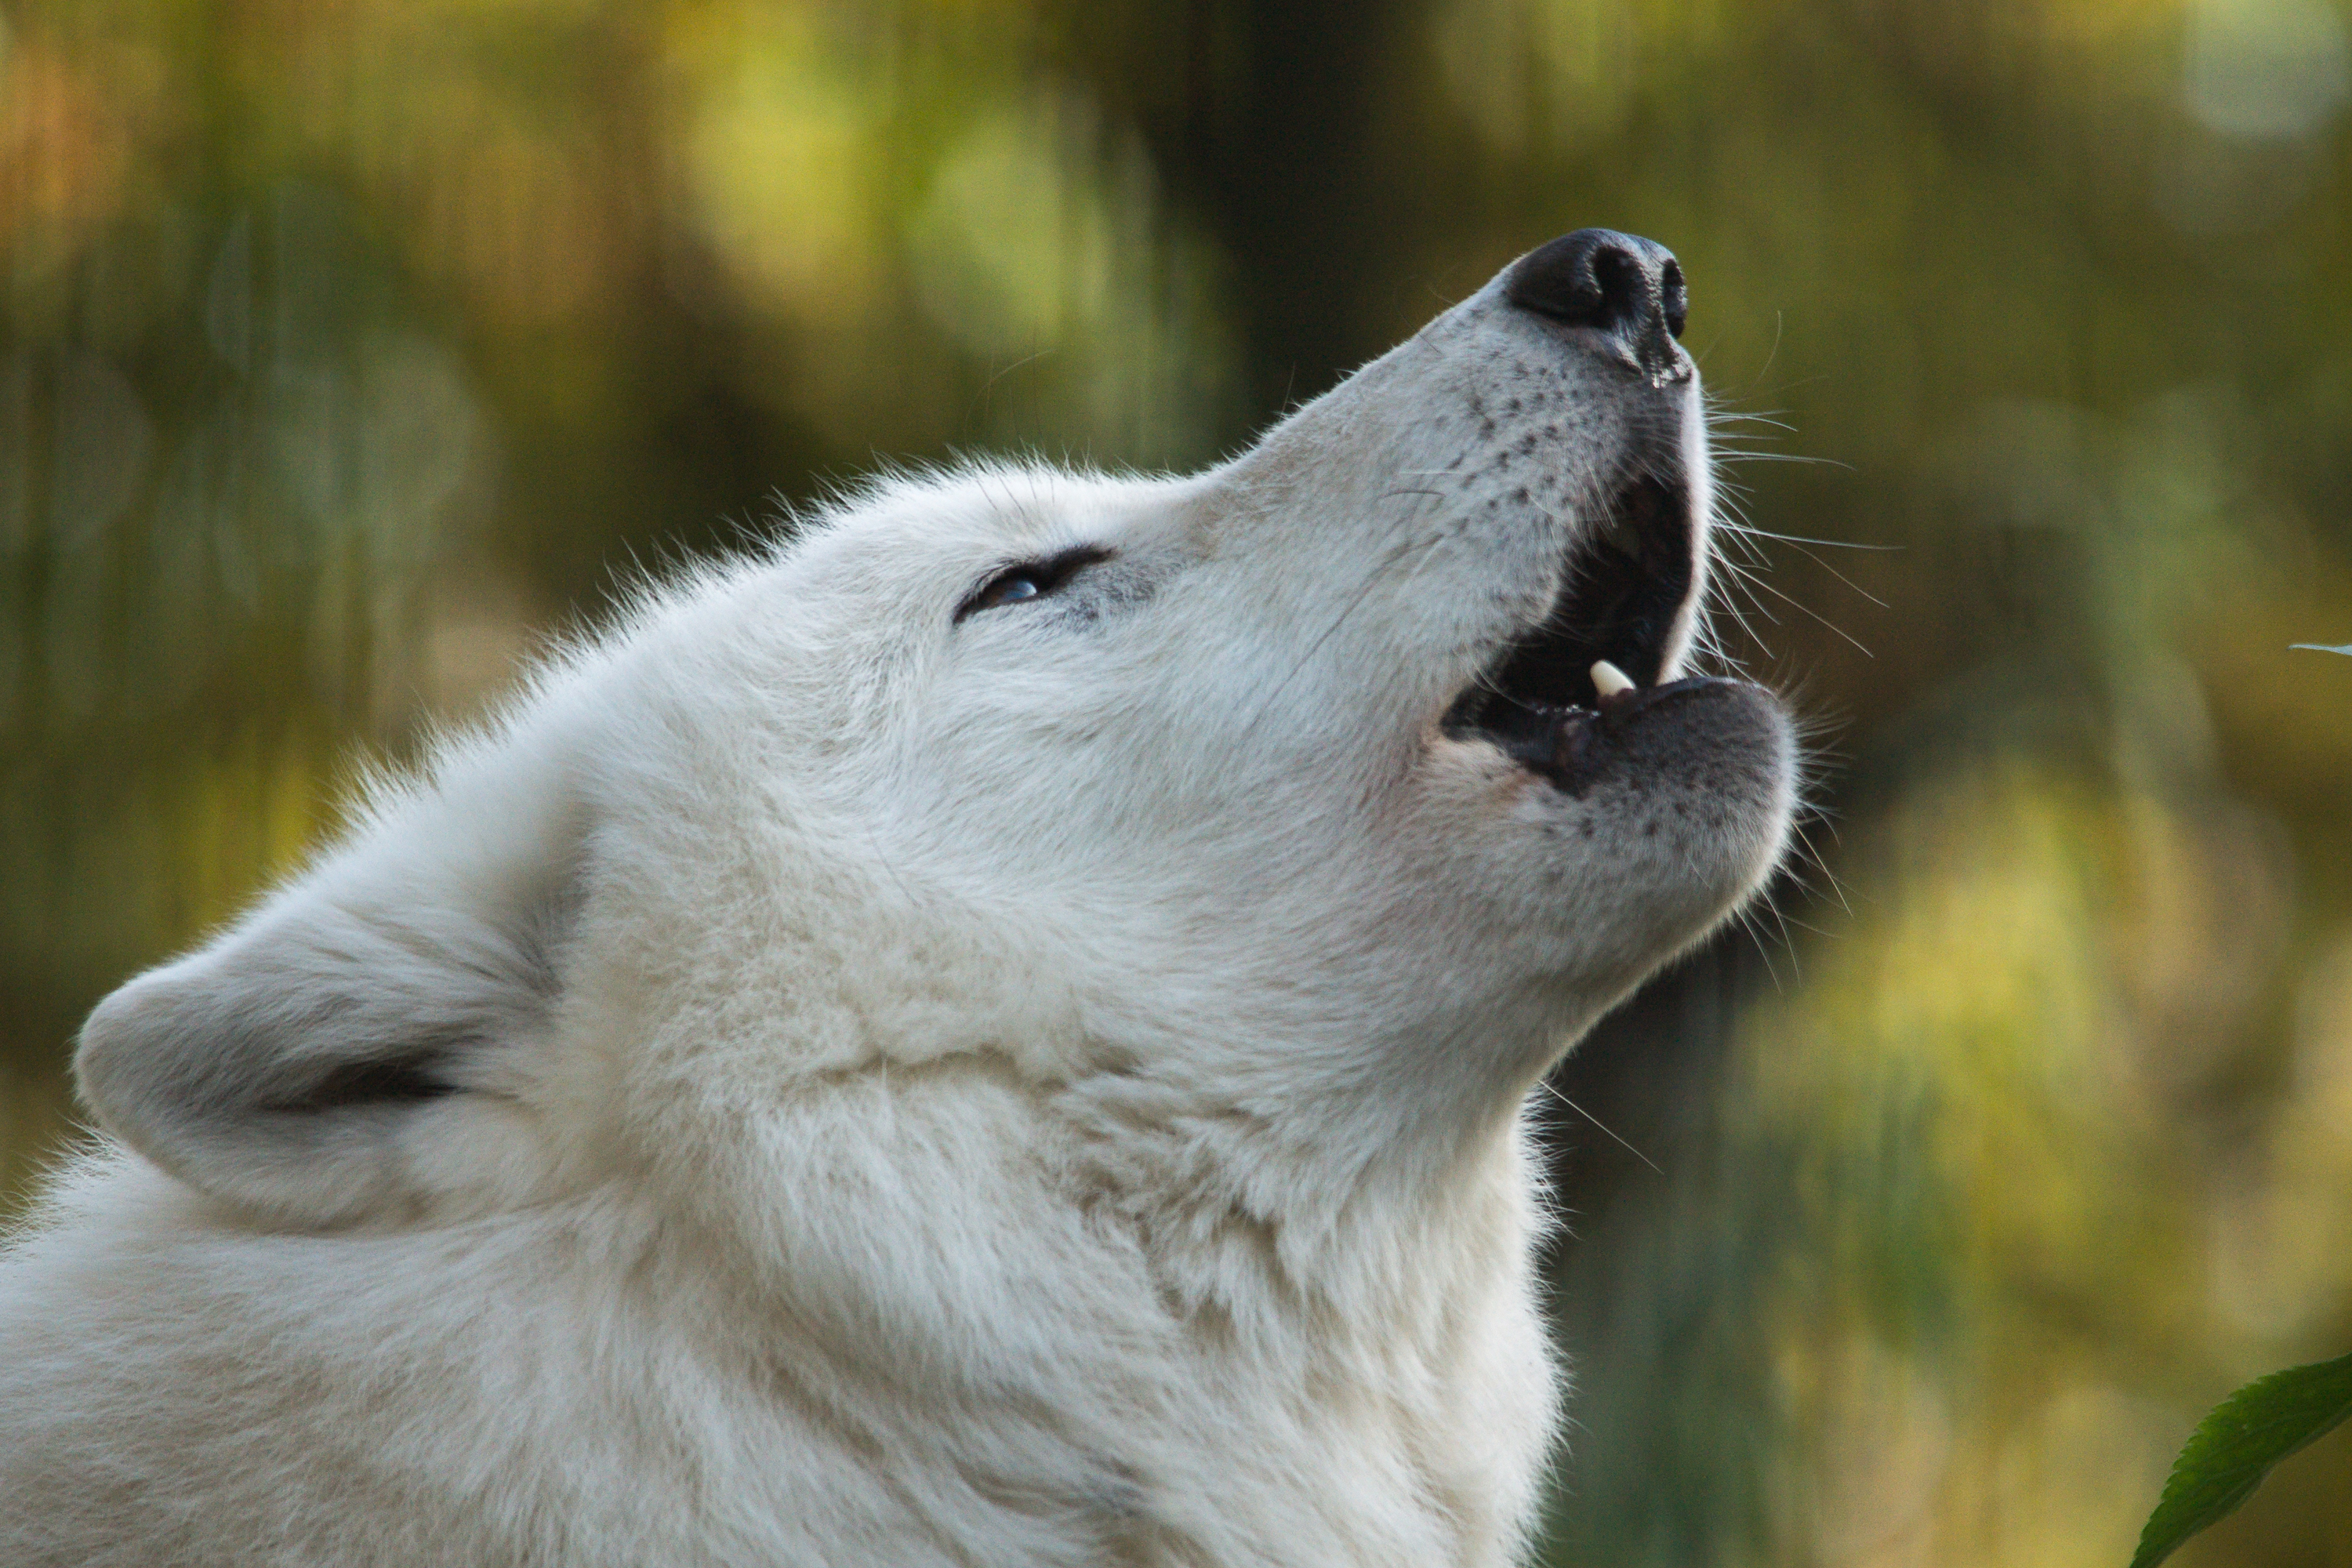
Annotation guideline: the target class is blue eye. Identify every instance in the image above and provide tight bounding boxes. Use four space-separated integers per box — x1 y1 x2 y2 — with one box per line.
955 546 1114 622
985 574 1043 607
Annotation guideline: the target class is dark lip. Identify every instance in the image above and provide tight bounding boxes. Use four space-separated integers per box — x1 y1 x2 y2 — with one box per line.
1439 469 1697 786
1458 676 1737 796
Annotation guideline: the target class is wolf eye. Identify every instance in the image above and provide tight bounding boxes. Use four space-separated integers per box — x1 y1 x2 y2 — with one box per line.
970 570 1046 612
955 546 1113 622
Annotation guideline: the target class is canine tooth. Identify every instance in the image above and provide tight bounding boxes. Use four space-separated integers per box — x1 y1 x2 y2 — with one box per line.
1590 660 1635 699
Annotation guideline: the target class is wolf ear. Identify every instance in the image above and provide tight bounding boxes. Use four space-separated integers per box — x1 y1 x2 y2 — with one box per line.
75 764 585 1229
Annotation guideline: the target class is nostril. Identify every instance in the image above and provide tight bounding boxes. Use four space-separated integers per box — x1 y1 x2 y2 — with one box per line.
1658 260 1687 340
1589 248 1642 330
1505 228 1688 376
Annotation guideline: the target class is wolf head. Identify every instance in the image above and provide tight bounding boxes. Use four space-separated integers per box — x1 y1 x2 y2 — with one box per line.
77 232 1795 1232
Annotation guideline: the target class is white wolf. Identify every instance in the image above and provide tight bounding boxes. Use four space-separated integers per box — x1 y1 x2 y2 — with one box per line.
0 231 1793 1566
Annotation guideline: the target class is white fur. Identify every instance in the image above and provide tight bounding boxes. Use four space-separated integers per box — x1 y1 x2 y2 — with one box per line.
0 256 1795 1566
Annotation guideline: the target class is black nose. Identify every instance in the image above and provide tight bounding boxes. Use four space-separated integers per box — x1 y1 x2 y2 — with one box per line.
1504 229 1688 379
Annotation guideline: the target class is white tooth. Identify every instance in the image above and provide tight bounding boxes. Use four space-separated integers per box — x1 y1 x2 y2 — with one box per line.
1591 659 1635 699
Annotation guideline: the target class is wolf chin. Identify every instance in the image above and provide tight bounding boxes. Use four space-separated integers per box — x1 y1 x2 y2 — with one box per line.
0 231 1795 1566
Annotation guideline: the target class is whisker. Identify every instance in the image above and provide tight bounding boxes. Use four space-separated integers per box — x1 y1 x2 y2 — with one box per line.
1712 524 1900 553
1744 311 1786 394
1712 450 1855 470
1788 823 1853 917
1719 533 1889 608
1537 1078 1663 1174
1759 888 1803 981
1706 411 1798 434
1733 906 1788 990
1731 568 1873 656
1716 560 1788 626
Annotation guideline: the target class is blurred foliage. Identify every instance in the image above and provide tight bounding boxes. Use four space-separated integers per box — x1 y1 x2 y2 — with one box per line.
4 0 2351 1563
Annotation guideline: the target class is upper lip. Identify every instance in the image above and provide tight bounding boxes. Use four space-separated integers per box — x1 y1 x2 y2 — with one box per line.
1439 467 1697 780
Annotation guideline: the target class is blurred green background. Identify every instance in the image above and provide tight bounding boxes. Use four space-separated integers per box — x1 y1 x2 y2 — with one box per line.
5 0 2351 1562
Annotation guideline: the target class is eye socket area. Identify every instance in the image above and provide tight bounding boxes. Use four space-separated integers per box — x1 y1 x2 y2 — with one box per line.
955 545 1113 622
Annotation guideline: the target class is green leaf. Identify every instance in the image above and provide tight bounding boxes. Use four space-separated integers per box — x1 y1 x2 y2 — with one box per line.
2289 644 2352 655
2130 1351 2352 1568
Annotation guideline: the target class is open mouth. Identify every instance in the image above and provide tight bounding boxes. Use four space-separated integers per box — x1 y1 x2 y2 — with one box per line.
1439 471 1700 787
